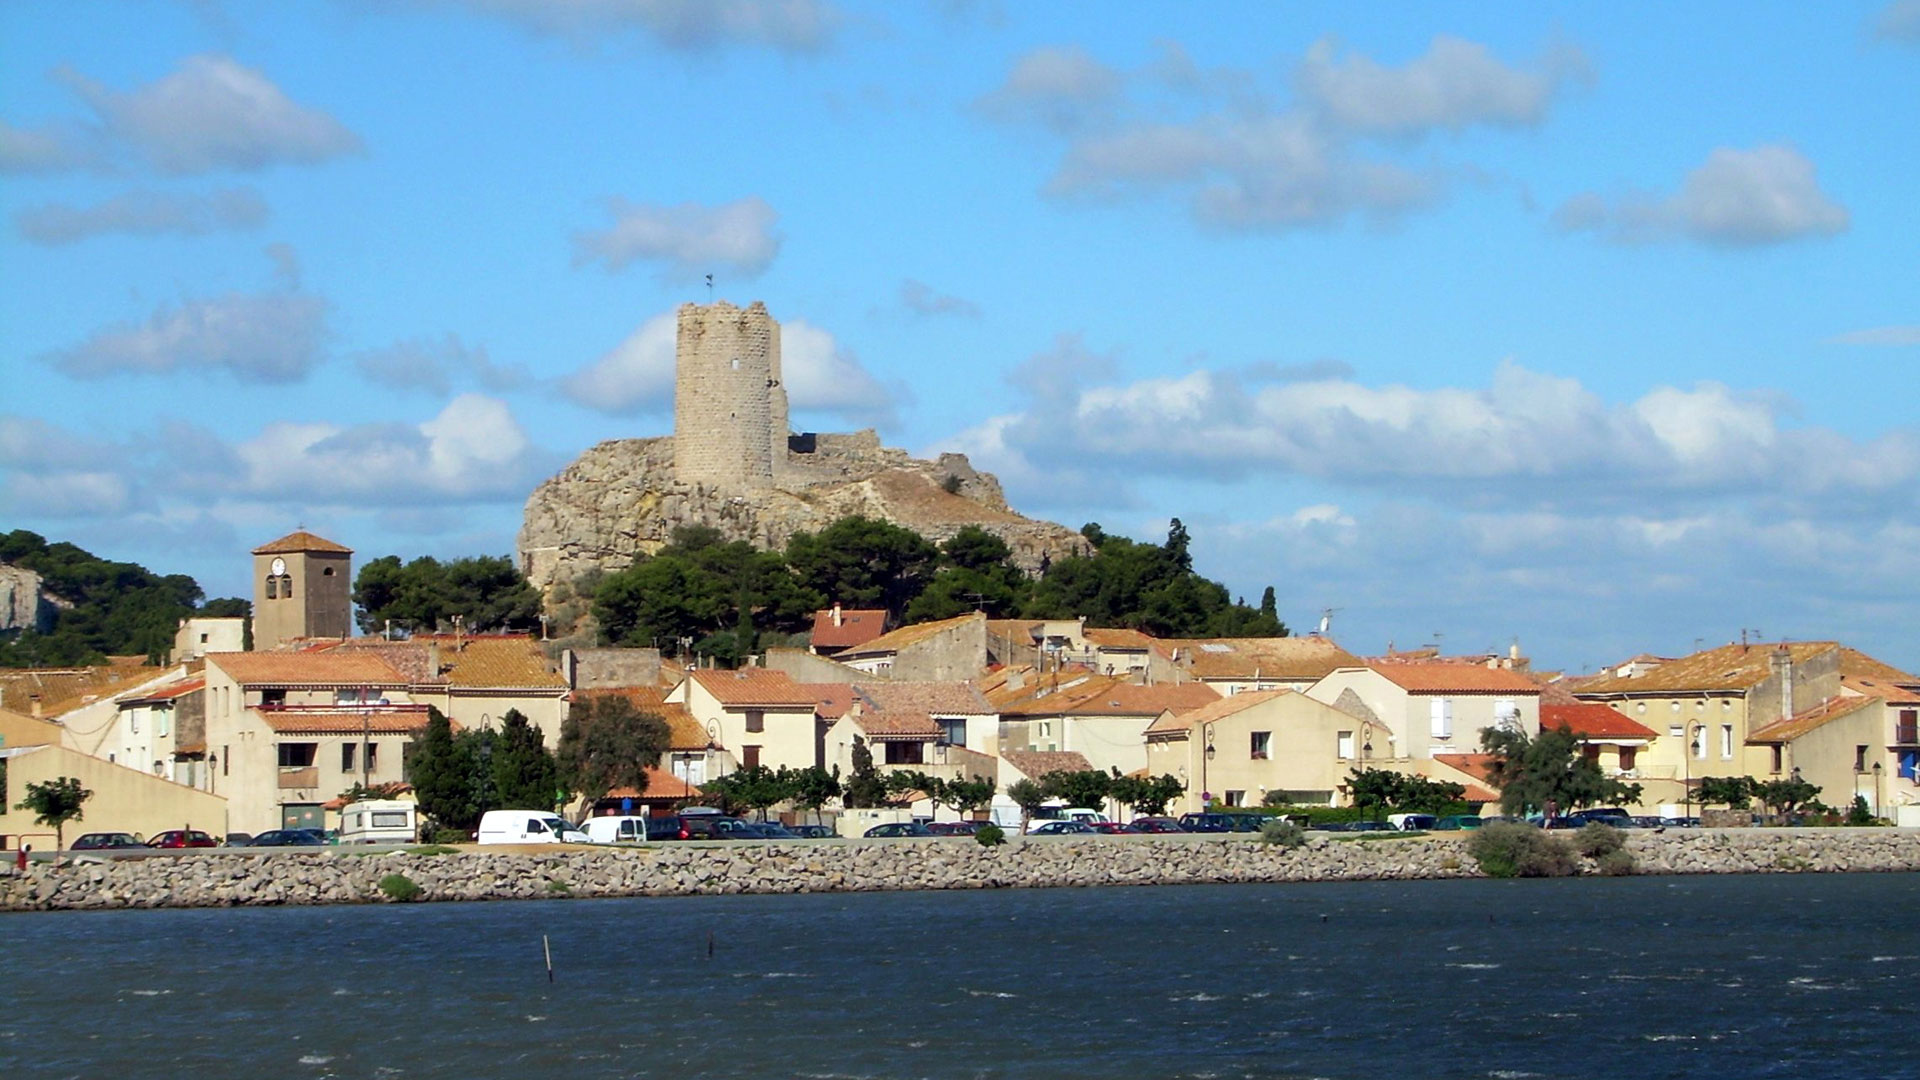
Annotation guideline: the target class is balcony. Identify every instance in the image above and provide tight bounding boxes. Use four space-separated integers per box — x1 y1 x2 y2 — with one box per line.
278 767 319 790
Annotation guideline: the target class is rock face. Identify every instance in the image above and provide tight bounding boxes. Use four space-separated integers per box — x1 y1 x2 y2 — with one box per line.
517 429 1088 593
0 564 50 635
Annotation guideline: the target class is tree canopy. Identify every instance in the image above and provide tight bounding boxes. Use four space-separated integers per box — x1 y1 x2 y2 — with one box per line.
555 695 671 806
16 775 92 855
0 530 247 666
352 553 541 635
1480 724 1644 816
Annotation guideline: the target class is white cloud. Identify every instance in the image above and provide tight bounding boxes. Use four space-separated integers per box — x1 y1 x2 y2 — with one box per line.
1556 144 1849 246
233 395 546 503
974 45 1124 133
52 54 361 174
1877 0 1920 42
561 311 677 413
900 279 981 318
45 291 328 383
353 334 530 395
439 0 839 52
1829 325 1920 347
0 118 103 174
572 196 780 280
1295 35 1590 136
14 187 268 245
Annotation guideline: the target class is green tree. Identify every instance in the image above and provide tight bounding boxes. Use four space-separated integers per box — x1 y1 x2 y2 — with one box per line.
842 740 891 809
1006 778 1049 833
593 526 817 658
556 696 671 806
1021 520 1284 638
782 765 842 825
943 775 997 820
1135 774 1187 816
16 775 92 858
353 553 540 635
701 765 790 819
1752 775 1821 816
785 516 938 620
1697 776 1753 810
491 709 560 811
1480 724 1644 816
1042 769 1112 812
1346 768 1403 822
405 708 474 831
0 530 213 665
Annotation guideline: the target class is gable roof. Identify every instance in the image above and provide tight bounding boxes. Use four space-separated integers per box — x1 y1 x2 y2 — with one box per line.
1170 636 1362 681
603 766 703 804
1838 647 1920 705
809 608 890 650
578 686 709 751
1365 661 1542 695
327 635 567 690
690 667 820 708
252 530 352 555
0 664 167 717
1542 702 1658 740
1576 641 1839 696
1001 748 1093 781
1081 627 1157 650
116 677 206 706
1747 694 1881 744
855 681 994 716
1007 676 1219 720
209 651 409 688
1144 689 1287 735
257 708 437 735
838 612 984 658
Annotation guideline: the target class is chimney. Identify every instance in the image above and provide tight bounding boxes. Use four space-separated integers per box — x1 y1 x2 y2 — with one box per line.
428 641 441 678
832 603 843 628
1772 645 1793 722
30 693 43 718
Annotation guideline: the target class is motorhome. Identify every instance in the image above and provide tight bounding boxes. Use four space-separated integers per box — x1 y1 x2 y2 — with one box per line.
338 799 417 845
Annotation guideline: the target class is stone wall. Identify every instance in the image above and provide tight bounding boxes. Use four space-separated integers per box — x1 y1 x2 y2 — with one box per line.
9 830 1920 912
673 301 778 491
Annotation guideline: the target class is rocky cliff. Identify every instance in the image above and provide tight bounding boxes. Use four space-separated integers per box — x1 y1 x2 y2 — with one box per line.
0 564 50 635
517 430 1088 593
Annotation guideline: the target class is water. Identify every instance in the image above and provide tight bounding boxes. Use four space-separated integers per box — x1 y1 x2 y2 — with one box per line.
3 874 1917 1080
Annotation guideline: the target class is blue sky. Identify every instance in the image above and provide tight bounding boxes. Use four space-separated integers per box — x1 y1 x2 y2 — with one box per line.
3 1 1917 674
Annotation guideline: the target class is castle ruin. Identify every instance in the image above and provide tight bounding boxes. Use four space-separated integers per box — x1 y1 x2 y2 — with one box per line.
673 301 787 490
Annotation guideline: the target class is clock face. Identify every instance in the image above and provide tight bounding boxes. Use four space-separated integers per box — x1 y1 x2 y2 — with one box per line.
270 557 286 576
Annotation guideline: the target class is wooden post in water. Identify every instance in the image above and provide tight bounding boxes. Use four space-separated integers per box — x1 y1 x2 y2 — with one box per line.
544 934 554 983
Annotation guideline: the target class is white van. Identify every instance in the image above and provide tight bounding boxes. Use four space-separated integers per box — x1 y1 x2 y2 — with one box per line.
581 815 651 844
1024 804 1110 833
339 799 417 845
477 809 587 845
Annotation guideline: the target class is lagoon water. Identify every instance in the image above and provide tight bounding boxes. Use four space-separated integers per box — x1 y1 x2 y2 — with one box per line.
4 873 1918 1080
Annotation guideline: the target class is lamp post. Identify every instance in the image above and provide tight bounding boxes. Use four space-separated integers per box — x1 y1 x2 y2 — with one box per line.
1201 723 1216 809
1683 721 1701 820
1874 761 1884 819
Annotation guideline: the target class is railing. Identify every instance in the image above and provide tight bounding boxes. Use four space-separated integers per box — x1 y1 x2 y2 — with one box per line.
256 702 427 713
278 767 319 789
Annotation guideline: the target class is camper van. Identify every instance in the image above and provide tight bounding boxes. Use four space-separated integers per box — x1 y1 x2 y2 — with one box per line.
476 809 587 845
338 799 417 845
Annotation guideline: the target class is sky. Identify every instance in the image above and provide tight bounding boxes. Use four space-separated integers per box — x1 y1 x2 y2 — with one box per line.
2 0 1917 676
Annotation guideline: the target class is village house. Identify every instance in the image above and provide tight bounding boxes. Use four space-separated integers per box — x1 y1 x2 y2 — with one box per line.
999 675 1220 777
669 667 823 774
1305 660 1543 764
836 680 999 784
0 704 228 846
1168 635 1364 695
835 611 989 680
326 634 571 745
1144 689 1406 813
1742 648 1920 821
807 604 890 658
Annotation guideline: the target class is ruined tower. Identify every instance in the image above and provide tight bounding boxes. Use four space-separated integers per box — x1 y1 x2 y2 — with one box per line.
673 300 786 490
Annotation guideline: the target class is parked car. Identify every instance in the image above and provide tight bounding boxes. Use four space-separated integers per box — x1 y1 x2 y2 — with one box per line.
749 822 802 839
1179 812 1265 833
251 829 327 847
1568 809 1635 828
787 823 835 839
1091 821 1142 834
224 833 254 847
680 815 759 840
1129 816 1187 833
1389 814 1438 831
1345 820 1394 832
864 821 934 838
71 832 146 850
1429 815 1484 831
147 829 218 849
1027 820 1094 835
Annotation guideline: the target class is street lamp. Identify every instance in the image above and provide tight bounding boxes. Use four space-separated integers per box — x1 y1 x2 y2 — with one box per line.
1201 723 1216 809
1683 721 1702 819
1874 761 1884 819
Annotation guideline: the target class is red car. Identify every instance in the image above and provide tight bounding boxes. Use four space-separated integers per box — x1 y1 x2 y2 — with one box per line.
1129 817 1187 834
1091 821 1142 834
147 829 218 849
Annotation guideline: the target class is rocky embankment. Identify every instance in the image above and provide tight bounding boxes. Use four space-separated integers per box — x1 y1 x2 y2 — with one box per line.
6 830 1919 912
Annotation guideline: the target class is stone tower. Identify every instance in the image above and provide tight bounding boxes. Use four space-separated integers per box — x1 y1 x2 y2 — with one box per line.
250 530 353 650
673 300 787 490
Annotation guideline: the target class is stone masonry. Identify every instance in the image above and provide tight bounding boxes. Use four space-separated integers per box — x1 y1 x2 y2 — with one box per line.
673 301 780 491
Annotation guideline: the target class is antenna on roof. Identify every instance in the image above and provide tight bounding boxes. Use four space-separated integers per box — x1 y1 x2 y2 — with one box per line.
1317 608 1338 636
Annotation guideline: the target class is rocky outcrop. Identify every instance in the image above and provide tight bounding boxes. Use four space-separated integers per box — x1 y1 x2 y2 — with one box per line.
9 830 1920 911
0 564 51 635
517 430 1088 594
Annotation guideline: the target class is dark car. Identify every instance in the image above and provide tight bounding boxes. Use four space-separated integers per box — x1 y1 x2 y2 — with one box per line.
1180 812 1265 833
147 829 218 849
1027 820 1094 835
681 815 758 840
1091 821 1142 834
224 832 255 847
1130 816 1187 833
749 822 802 839
251 829 326 847
927 821 982 836
1345 820 1394 832
71 832 146 850
1429 815 1484 832
787 823 835 839
864 821 935 838
646 816 693 840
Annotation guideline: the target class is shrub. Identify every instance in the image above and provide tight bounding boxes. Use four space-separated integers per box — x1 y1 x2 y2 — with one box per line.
1596 850 1636 876
1259 818 1305 848
1846 796 1876 826
428 827 472 845
1467 822 1577 878
377 873 422 902
1576 822 1625 858
546 879 573 895
974 823 1006 847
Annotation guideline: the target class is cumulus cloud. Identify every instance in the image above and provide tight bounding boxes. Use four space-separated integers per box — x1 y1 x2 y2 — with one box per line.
14 187 268 245
353 334 530 396
44 291 328 383
1877 0 1920 42
1829 325 1920 347
438 0 839 52
0 118 104 174
1556 144 1849 246
981 35 1577 231
572 196 780 280
562 310 900 426
48 54 360 174
900 279 981 318
1295 35 1590 136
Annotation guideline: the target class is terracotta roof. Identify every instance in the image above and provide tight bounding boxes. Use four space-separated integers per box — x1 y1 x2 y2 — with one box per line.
256 708 437 734
210 651 409 688
1839 648 1920 704
1575 642 1840 696
1170 636 1362 681
1144 689 1286 735
116 677 205 705
805 683 857 720
855 681 994 716
850 708 942 741
1082 627 1157 650
1844 675 1920 706
809 608 890 650
1542 702 1658 740
0 664 166 716
329 635 566 690
1365 661 1542 695
1008 676 1220 720
691 668 820 708
578 687 709 751
1747 695 1881 744
603 766 703 803
839 612 984 657
1001 748 1094 781
1432 753 1501 786
252 530 352 555
984 619 1042 644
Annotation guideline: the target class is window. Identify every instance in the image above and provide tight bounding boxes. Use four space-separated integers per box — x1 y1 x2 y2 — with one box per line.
129 710 139 734
341 743 357 772
1770 745 1783 774
277 743 316 767
1430 698 1453 740
1692 727 1706 760
883 741 924 765
1494 700 1519 730
1720 724 1733 760
367 743 378 772
199 632 209 644
1224 790 1245 807
265 577 277 599
1038 721 1051 739
223 744 229 776
1898 709 1918 745
263 689 286 706
743 745 761 769
281 575 293 598
1250 731 1271 760
745 710 765 733
1583 744 1601 763
1668 724 1683 738
322 567 335 577
156 710 169 737
1856 745 1869 772
936 717 966 747
372 810 408 828
1337 730 1355 760
1619 746 1638 771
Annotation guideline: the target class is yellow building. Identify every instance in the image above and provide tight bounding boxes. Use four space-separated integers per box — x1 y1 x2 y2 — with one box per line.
1144 689 1391 813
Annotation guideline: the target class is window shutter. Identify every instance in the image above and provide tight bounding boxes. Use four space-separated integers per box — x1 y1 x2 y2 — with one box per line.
1431 698 1452 739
